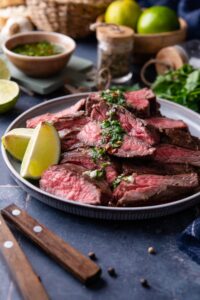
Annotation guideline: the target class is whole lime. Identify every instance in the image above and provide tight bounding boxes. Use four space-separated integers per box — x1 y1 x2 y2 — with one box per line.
137 6 180 34
105 0 142 31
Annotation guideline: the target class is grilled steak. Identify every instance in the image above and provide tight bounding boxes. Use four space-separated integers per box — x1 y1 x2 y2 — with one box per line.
89 102 159 145
40 163 112 205
77 121 155 158
161 129 200 150
54 112 89 131
145 117 200 150
26 98 86 128
125 88 158 117
114 173 199 206
123 161 195 176
60 129 85 151
61 149 118 184
117 107 159 145
85 93 101 116
146 117 187 130
154 144 200 167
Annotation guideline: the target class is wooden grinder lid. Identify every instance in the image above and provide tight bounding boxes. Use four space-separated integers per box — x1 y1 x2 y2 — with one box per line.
97 25 134 44
156 46 189 75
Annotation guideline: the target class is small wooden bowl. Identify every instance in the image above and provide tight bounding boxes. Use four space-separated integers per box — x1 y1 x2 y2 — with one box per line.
97 16 187 62
2 32 76 78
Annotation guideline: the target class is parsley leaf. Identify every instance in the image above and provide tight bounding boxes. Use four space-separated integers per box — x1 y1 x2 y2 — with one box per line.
152 64 200 112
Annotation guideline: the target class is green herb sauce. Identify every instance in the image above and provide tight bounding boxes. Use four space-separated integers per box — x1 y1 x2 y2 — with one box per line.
101 117 124 148
12 41 63 57
91 147 107 163
101 89 126 106
112 174 133 189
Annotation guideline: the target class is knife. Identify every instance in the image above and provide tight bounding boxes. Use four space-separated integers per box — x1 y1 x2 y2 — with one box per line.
1 204 101 284
0 214 49 300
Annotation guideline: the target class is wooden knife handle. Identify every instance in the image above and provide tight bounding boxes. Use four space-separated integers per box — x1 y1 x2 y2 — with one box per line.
2 204 101 284
0 214 49 300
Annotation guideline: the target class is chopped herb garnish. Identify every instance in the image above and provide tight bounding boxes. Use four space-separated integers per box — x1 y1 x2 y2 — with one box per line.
83 162 110 180
112 174 133 189
101 118 124 148
83 169 105 180
91 147 107 162
101 89 126 106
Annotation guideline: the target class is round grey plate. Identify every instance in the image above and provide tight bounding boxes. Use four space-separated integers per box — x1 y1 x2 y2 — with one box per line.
2 93 200 220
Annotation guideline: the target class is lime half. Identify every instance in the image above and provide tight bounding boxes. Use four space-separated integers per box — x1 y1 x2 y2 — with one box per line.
0 80 20 113
2 128 34 161
20 122 61 179
0 59 11 80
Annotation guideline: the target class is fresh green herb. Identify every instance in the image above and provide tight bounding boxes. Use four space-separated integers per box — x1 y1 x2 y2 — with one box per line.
91 147 107 162
101 118 124 148
12 41 62 57
101 89 126 106
112 174 133 189
83 169 105 180
152 64 200 112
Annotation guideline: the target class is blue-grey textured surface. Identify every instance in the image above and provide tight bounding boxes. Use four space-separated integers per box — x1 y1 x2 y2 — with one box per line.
1 40 200 300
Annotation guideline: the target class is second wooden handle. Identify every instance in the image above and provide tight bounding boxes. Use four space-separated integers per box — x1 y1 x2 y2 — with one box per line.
0 214 49 300
2 204 101 284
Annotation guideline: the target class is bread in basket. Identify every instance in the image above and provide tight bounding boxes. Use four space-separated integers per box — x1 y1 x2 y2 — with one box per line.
26 0 113 38
0 0 25 9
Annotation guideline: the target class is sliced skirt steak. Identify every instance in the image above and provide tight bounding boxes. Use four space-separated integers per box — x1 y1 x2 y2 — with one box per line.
40 163 112 205
26 98 86 128
77 121 155 158
114 173 199 206
154 144 200 167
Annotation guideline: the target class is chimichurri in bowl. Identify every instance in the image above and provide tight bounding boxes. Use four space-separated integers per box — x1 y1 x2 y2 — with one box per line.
2 32 76 78
12 41 63 57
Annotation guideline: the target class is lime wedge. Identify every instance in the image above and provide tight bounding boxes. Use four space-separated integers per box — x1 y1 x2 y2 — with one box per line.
0 80 20 113
20 122 61 179
2 128 34 161
0 59 11 80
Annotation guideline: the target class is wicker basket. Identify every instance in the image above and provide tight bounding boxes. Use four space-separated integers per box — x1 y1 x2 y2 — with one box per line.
26 0 113 38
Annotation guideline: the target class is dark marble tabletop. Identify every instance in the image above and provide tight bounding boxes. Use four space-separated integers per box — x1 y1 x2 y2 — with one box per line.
1 39 200 300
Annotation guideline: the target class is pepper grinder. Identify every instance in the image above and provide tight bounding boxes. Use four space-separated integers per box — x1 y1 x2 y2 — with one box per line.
96 24 134 84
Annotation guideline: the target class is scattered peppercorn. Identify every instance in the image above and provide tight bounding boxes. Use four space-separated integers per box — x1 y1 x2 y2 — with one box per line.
140 278 150 288
148 246 157 255
107 267 117 277
88 252 97 261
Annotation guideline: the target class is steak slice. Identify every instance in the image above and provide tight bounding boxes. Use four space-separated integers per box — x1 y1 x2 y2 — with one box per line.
146 117 187 130
90 100 108 121
61 149 118 184
125 88 158 117
117 107 159 145
154 144 200 167
123 161 195 176
111 135 155 158
85 92 101 116
77 121 155 158
60 129 85 152
114 173 199 206
54 112 90 131
26 98 86 128
40 163 112 205
90 102 159 145
161 129 200 150
145 117 200 150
